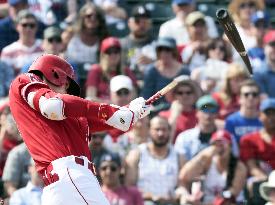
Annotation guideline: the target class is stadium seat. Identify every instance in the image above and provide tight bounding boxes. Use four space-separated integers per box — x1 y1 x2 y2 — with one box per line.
197 3 222 18
196 0 217 4
107 21 129 38
145 2 174 20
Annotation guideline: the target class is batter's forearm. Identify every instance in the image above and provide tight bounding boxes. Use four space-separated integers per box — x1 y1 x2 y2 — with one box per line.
60 94 135 131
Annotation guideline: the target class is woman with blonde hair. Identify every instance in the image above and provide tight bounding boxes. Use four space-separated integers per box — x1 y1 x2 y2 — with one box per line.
178 130 247 205
212 63 250 122
66 2 109 64
228 0 265 59
85 37 137 103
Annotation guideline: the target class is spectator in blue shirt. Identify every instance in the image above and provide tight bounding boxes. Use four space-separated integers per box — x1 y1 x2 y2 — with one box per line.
248 10 269 71
141 37 189 112
0 61 14 98
253 30 275 98
225 79 262 145
9 158 43 205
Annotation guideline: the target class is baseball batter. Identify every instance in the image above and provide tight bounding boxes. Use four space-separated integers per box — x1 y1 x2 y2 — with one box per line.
9 54 151 205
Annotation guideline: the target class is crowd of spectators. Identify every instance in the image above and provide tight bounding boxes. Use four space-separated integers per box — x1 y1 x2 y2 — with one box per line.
1 0 275 204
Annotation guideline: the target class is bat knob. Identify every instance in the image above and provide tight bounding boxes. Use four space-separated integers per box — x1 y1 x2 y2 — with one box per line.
216 8 228 20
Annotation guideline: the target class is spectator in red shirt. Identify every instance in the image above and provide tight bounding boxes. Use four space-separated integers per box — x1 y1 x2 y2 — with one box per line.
159 76 202 142
85 37 137 103
240 98 275 204
0 106 22 176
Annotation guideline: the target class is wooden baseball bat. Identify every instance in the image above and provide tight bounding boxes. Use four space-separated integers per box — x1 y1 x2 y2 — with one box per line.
216 8 253 75
145 75 189 105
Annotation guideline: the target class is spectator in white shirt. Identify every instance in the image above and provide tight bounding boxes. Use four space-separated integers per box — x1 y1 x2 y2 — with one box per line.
159 0 218 46
181 11 210 71
0 9 43 75
66 2 108 64
9 158 43 205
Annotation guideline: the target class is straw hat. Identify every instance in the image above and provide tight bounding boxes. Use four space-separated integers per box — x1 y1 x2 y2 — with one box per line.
260 171 275 201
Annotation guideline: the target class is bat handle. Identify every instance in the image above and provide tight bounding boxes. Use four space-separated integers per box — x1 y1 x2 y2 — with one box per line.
145 93 162 105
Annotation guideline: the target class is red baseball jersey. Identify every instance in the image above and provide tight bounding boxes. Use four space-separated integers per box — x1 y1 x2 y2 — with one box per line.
9 73 131 174
240 131 275 170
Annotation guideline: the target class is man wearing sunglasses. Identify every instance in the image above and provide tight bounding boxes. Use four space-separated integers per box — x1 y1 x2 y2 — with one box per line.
110 75 135 108
42 26 64 56
99 153 144 205
0 9 43 76
104 75 136 153
0 0 45 52
174 95 221 160
225 79 262 147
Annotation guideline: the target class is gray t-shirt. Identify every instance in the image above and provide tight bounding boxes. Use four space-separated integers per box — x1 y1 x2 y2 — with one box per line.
2 143 31 188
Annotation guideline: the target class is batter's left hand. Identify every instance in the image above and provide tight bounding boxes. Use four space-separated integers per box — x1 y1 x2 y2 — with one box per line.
129 97 151 122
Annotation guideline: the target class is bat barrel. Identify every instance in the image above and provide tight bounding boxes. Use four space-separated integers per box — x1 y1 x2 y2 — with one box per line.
216 8 253 75
216 8 228 20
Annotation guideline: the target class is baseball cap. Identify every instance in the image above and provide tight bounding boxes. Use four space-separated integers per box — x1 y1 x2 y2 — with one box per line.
8 0 27 6
156 37 177 50
185 11 205 26
263 30 275 45
173 76 202 99
15 9 37 24
43 26 62 39
251 10 269 26
99 153 121 167
100 37 121 53
172 0 193 5
196 95 219 113
210 130 232 145
110 75 133 93
260 98 275 112
131 5 150 18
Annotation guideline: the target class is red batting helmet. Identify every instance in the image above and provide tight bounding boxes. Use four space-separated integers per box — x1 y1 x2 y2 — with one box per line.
28 54 80 96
